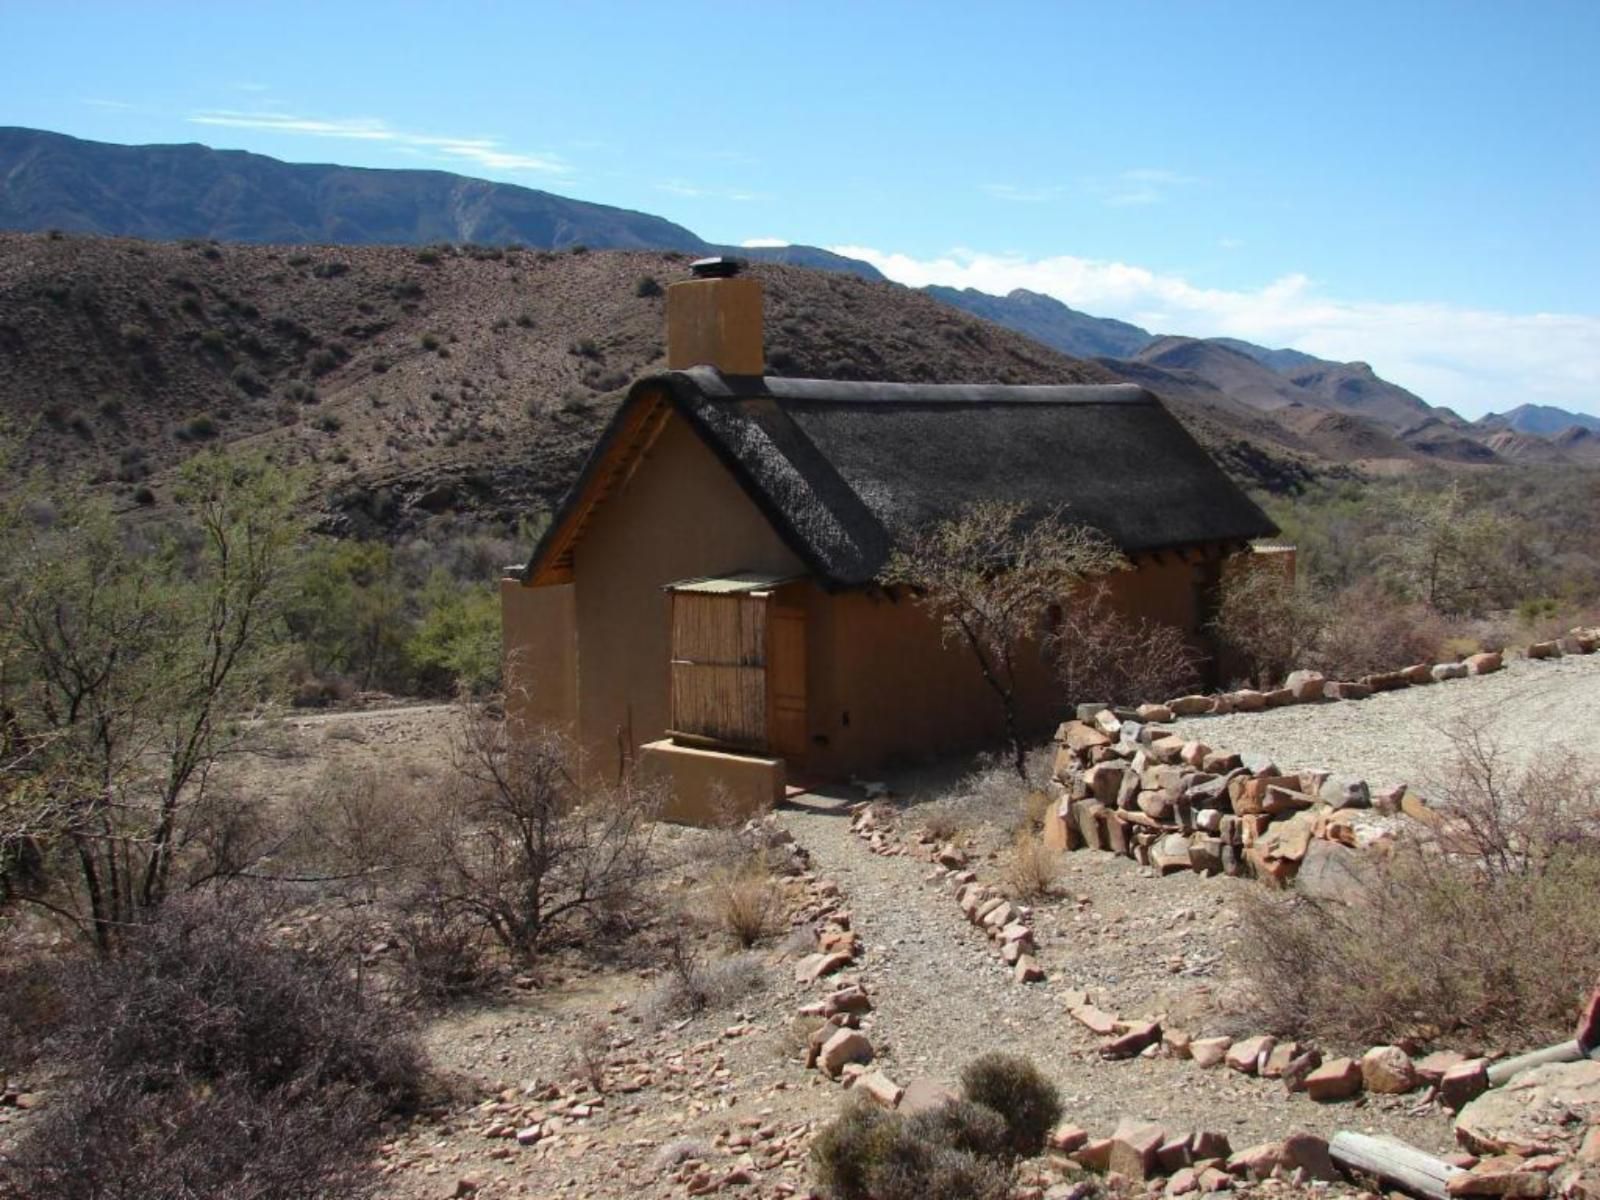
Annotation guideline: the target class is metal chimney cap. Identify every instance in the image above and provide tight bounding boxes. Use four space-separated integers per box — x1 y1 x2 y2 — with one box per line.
690 255 746 279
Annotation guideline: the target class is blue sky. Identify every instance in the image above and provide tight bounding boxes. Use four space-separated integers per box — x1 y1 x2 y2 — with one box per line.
7 1 1599 417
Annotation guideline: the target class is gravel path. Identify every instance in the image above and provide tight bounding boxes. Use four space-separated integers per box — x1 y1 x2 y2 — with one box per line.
1174 653 1600 791
778 793 1457 1153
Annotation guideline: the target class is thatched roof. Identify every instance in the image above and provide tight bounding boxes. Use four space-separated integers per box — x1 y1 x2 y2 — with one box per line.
523 367 1279 588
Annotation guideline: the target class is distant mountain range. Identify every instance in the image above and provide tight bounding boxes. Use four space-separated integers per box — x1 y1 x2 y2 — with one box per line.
1477 403 1600 436
0 126 883 279
1 126 1594 469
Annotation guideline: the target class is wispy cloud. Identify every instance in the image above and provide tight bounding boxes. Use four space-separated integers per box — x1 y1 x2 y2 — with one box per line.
1094 167 1197 207
187 110 570 174
981 183 1068 204
654 179 761 202
81 98 134 110
740 237 790 248
828 244 1600 419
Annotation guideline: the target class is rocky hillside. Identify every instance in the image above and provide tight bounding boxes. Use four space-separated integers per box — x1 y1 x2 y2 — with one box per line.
3 233 1319 535
7 129 1592 471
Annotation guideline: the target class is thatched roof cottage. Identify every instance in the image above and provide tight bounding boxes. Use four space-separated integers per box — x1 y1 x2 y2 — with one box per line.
503 260 1278 820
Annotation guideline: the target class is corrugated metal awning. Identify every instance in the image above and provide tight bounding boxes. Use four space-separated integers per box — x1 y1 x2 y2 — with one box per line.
664 572 805 596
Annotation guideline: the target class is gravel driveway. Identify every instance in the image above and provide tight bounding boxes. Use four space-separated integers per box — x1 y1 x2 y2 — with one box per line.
1174 653 1600 792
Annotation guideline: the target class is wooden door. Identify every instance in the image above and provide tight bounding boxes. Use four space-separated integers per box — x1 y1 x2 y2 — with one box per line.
766 595 807 765
669 593 767 749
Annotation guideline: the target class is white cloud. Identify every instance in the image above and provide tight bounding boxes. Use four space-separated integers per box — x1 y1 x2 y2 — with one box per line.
828 244 1600 418
187 110 569 174
740 237 790 248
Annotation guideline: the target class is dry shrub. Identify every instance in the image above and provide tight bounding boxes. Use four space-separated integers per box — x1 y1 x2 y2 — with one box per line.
5 1072 380 1200
284 762 436 893
421 709 659 959
570 1021 610 1093
1004 831 1060 900
1020 788 1052 832
1313 587 1446 678
1240 734 1600 1047
811 1052 1059 1199
708 860 783 948
392 887 491 1004
903 1099 1011 1161
0 893 425 1200
1212 566 1326 687
917 802 967 844
959 1052 1063 1158
811 1097 1011 1200
639 930 765 1026
1053 581 1201 706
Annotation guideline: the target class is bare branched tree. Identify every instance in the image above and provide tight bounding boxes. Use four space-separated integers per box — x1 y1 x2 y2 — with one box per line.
422 701 660 959
880 500 1124 776
1210 563 1326 688
1427 724 1600 879
1051 580 1200 707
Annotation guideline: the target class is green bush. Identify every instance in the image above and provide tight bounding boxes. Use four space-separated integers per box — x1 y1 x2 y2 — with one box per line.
959 1052 1062 1158
635 275 664 298
308 347 341 376
230 363 268 397
407 571 501 694
176 413 219 441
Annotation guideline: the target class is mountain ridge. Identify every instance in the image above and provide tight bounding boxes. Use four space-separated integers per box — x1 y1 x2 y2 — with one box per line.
1 127 1593 468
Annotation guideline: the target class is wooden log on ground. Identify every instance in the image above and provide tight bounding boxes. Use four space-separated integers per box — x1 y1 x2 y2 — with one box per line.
1329 1131 1462 1200
1485 1039 1582 1087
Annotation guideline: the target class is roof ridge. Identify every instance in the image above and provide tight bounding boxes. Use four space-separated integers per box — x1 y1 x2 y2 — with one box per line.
675 366 1154 406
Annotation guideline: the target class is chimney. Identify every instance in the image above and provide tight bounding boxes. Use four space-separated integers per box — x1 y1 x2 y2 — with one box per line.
666 256 763 376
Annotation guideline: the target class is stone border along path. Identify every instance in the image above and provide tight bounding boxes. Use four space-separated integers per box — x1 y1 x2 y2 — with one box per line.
1173 650 1600 791
775 792 1459 1156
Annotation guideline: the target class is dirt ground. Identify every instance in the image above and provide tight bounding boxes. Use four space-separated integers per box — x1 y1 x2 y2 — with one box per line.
250 703 1469 1198
15 665 1577 1199
1175 651 1600 790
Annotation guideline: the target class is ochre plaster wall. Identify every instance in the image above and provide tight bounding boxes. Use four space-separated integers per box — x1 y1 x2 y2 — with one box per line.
797 552 1223 779
500 578 576 734
570 413 804 783
515 407 1240 788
